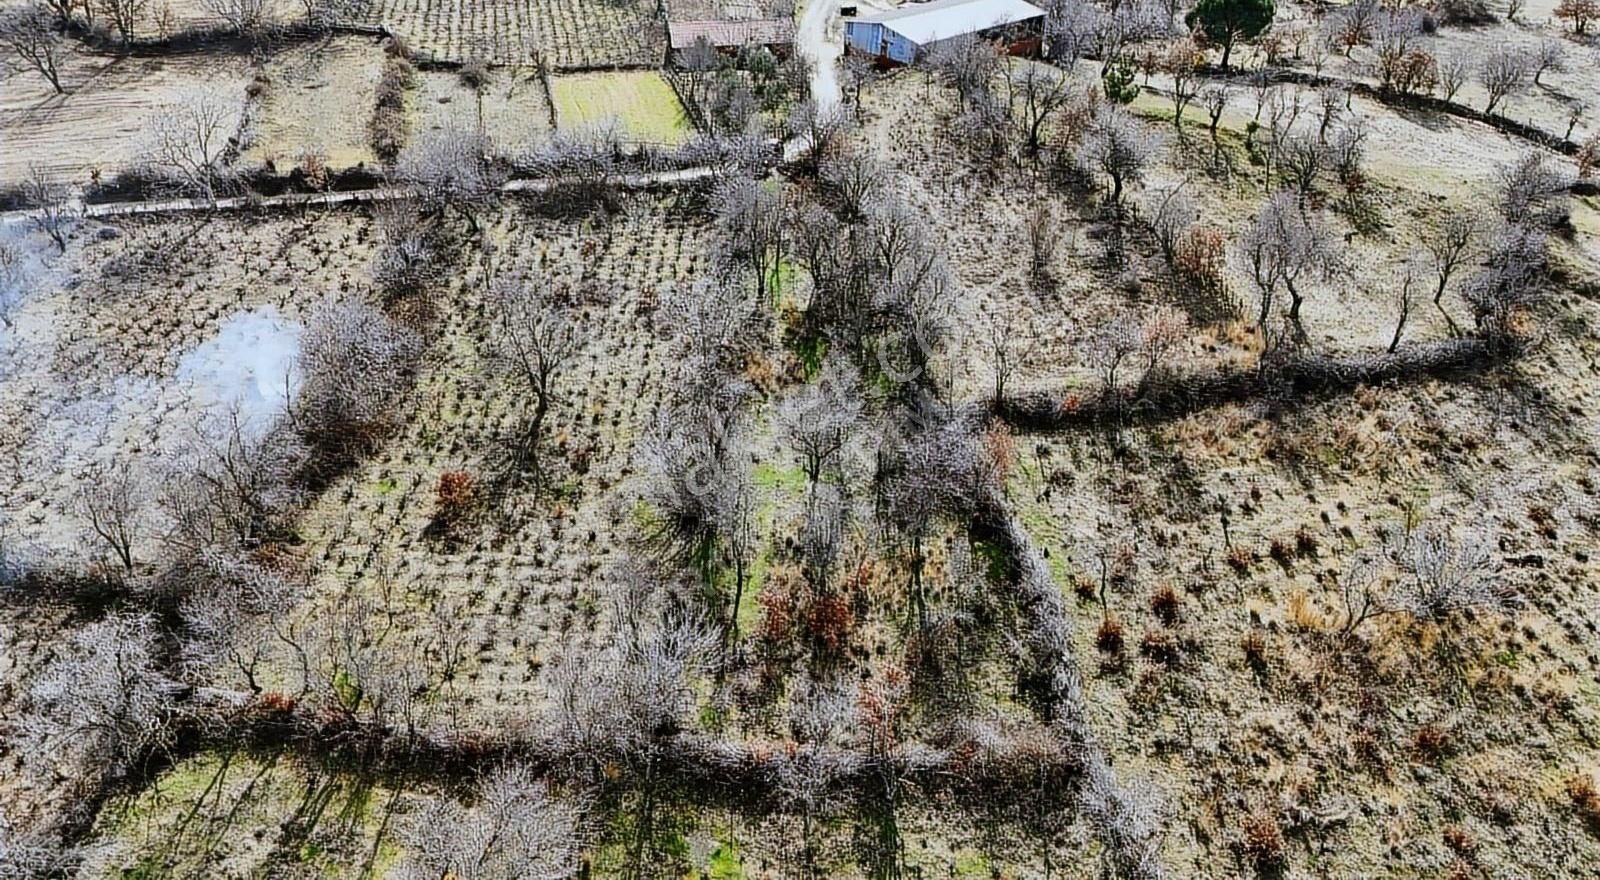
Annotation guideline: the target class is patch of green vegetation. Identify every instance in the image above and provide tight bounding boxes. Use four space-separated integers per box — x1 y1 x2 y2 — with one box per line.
953 848 994 878
766 258 801 302
787 330 829 381
753 462 808 493
970 537 1014 583
372 477 398 495
708 839 747 879
736 548 770 638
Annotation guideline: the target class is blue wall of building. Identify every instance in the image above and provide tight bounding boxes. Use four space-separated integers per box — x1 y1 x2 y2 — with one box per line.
843 20 920 63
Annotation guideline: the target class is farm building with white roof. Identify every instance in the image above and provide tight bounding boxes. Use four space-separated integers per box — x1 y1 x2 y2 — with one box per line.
843 0 1046 65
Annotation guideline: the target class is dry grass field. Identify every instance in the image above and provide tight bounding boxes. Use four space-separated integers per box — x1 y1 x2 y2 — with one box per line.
0 50 253 184
413 68 555 153
246 37 390 171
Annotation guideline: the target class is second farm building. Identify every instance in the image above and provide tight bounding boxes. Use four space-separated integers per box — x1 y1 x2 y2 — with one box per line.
843 0 1046 65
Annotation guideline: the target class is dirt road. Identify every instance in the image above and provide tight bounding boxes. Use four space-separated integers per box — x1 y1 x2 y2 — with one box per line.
797 0 843 112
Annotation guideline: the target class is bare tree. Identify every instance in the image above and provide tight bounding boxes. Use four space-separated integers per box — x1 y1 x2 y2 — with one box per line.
544 592 715 871
1556 0 1598 33
842 52 878 121
1564 101 1587 142
1198 83 1229 147
983 310 1038 405
779 357 862 488
175 551 303 693
1423 208 1478 305
1045 0 1105 65
1495 150 1573 228
1274 131 1327 197
637 395 752 578
1005 59 1074 157
1329 0 1381 54
1463 220 1546 341
1437 52 1469 103
1531 38 1567 87
203 0 268 36
519 121 621 209
398 127 500 233
1388 256 1421 352
370 200 435 296
97 0 149 46
927 33 1003 113
787 98 851 170
23 164 75 252
1077 105 1161 213
0 5 67 93
160 412 307 554
819 150 885 222
1026 200 1059 283
1313 85 1345 144
1087 317 1143 400
40 0 77 25
1163 40 1202 132
141 88 239 203
398 764 586 880
491 275 579 492
709 174 787 301
1143 183 1195 278
292 295 421 463
1477 46 1529 116
21 613 177 774
1238 190 1340 327
1383 521 1503 619
76 463 149 575
1371 9 1433 95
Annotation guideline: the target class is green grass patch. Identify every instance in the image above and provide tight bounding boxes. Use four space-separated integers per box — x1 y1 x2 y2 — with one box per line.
753 462 808 493
708 839 747 879
786 330 828 381
550 71 692 144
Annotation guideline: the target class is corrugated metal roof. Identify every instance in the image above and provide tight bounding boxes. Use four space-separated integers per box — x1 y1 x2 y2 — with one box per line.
856 0 1044 44
667 18 796 49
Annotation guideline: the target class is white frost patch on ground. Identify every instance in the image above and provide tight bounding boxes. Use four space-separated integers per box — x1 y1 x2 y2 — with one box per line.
174 306 304 440
0 305 304 561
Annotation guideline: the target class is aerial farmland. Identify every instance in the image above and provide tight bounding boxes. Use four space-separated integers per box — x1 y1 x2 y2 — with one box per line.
1 0 1599 877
